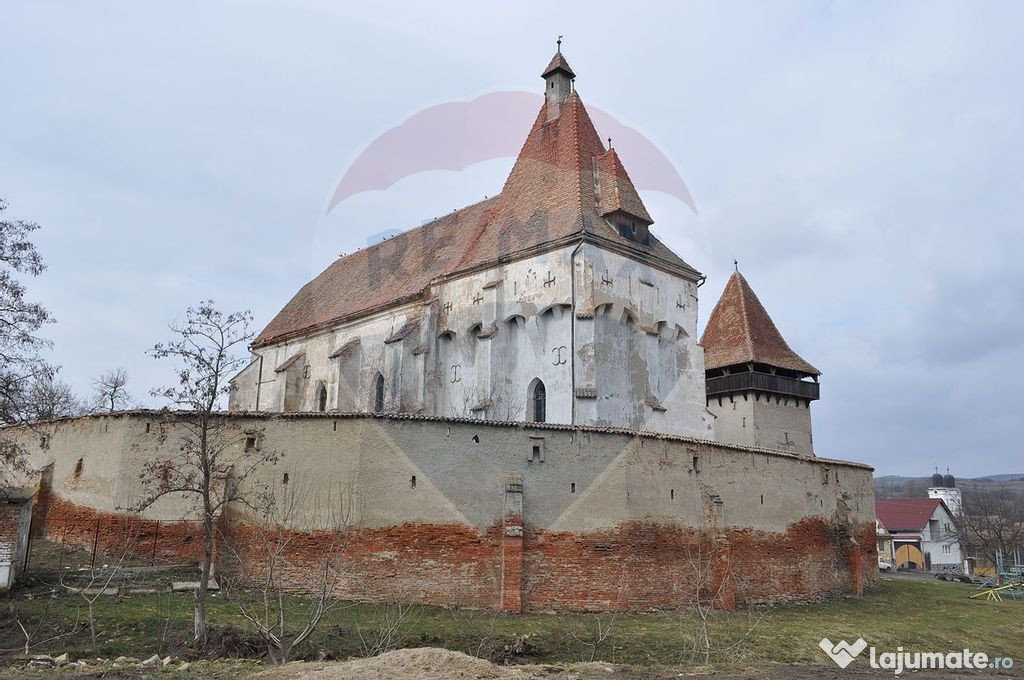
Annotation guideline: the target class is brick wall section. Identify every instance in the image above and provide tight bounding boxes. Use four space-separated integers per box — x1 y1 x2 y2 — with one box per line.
29 464 53 538
521 519 876 611
222 520 503 608
214 517 876 612
1 501 32 588
32 494 875 610
42 495 205 566
501 476 525 612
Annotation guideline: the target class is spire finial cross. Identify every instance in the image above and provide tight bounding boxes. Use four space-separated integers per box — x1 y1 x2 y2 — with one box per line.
607 136 612 149
557 35 563 53
734 259 739 272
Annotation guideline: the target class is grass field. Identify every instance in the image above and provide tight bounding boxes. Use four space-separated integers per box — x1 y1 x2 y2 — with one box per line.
2 575 1022 672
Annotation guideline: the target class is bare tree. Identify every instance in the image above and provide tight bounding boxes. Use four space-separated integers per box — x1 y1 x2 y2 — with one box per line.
570 610 619 662
23 371 82 421
221 479 363 664
356 599 420 658
134 301 278 647
91 367 131 412
955 486 1024 573
0 199 55 489
0 200 52 389
569 566 625 662
57 521 143 654
674 531 767 665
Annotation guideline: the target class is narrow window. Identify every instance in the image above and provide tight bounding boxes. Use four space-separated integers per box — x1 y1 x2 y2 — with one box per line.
532 445 541 461
73 458 84 479
282 473 289 485
411 475 417 488
372 372 385 412
571 482 576 494
530 379 546 423
670 488 674 500
245 436 256 452
692 455 700 473
760 494 764 505
317 384 328 412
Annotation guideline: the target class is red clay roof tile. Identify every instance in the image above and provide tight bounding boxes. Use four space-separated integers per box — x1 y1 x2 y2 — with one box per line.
596 149 653 224
541 52 575 78
254 67 696 348
700 271 820 375
875 499 943 532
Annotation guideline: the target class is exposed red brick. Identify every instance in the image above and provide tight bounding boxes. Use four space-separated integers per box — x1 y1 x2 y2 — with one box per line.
41 495 205 566
33 496 875 611
29 464 53 538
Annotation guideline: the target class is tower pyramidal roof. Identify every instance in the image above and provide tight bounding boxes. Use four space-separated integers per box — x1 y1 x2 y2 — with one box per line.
541 51 576 79
700 271 820 375
254 49 697 348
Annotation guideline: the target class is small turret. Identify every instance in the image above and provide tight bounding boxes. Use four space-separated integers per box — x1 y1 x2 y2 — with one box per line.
542 38 575 118
702 269 820 454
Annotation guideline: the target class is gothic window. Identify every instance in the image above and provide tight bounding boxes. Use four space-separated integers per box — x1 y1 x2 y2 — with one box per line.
316 383 328 412
529 378 546 423
372 372 385 413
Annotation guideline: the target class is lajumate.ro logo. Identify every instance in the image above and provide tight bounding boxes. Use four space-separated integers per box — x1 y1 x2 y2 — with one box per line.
820 637 1014 674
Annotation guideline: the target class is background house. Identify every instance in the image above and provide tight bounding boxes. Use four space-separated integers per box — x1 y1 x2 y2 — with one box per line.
875 498 962 573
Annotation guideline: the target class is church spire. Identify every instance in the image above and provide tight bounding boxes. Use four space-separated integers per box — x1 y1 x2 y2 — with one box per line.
542 39 575 117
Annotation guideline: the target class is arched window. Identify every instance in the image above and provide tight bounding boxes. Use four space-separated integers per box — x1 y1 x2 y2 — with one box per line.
529 379 546 423
372 372 385 413
316 383 328 412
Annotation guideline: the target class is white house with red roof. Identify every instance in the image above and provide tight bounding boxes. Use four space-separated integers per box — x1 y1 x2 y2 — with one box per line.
876 498 963 573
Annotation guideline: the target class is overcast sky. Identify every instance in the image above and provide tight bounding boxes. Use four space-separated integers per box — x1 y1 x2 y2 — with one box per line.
2 1 1021 476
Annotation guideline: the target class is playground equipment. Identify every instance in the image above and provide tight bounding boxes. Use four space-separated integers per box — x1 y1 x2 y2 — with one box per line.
970 567 1024 602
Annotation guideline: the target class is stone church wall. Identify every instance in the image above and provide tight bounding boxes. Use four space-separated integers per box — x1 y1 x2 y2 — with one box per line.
574 244 710 437
232 242 714 439
707 393 815 455
5 411 876 610
232 246 578 423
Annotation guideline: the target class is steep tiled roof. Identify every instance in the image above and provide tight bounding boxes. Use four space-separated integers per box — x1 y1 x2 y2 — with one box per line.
254 62 698 348
596 149 653 223
875 499 943 532
541 52 575 78
700 271 820 375
254 198 497 347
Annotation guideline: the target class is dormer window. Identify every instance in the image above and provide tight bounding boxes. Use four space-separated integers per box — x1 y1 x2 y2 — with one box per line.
617 220 649 245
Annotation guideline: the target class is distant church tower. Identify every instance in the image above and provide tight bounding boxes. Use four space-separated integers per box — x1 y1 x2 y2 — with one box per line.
700 270 821 454
928 471 961 515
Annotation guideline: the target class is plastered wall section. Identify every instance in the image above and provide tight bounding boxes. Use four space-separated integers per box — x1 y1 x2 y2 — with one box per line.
707 393 814 455
5 412 873 534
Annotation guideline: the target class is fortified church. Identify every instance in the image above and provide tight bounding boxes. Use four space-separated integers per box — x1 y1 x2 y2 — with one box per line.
230 48 822 456
1 49 875 610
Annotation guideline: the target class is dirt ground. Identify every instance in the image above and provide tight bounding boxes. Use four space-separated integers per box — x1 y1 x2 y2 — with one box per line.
0 648 1019 679
249 647 1021 680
